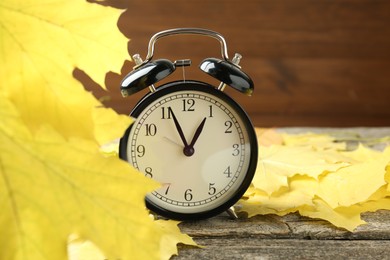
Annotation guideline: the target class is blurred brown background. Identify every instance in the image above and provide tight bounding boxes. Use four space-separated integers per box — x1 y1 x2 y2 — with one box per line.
78 0 390 127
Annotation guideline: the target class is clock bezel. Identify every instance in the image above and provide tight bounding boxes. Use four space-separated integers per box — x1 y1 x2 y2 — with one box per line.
119 80 258 220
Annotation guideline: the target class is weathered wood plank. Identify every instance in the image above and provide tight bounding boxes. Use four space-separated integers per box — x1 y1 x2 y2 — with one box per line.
175 238 390 260
179 211 390 241
175 211 390 259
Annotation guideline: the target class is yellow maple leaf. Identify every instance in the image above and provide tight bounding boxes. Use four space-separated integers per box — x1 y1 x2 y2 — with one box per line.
319 188 390 231
341 143 383 162
317 147 390 208
0 96 162 259
0 0 129 144
299 198 366 232
67 220 197 260
243 131 390 231
68 236 106 260
318 162 387 209
387 165 390 193
254 145 349 195
1 1 196 259
155 220 198 260
357 197 390 213
282 132 347 151
241 175 319 217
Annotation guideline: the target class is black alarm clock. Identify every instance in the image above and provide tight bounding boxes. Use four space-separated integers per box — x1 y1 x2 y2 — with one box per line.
119 28 258 220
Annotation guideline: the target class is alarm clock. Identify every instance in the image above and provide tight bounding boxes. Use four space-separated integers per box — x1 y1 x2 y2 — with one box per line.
119 28 258 220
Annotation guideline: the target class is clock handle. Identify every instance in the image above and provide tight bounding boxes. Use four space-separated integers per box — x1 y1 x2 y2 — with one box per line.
135 28 231 68
121 28 254 97
140 28 254 96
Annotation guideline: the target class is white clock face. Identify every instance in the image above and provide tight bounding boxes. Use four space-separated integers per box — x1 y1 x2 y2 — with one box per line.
123 83 256 218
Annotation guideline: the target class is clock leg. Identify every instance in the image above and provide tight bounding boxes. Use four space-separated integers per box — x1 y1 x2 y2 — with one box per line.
226 206 238 219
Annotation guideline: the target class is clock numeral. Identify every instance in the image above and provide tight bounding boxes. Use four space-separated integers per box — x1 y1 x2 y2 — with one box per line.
145 167 153 178
224 166 232 178
136 145 145 157
232 144 240 156
182 99 195 112
145 123 157 136
209 105 213 118
225 121 233 133
184 189 193 201
208 183 216 195
161 106 173 119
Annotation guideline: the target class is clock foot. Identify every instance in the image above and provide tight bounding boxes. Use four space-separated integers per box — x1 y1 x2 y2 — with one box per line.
226 206 238 219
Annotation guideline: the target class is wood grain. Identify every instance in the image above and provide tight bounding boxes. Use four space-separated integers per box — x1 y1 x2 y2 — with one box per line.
79 0 390 126
175 211 390 259
175 238 390 259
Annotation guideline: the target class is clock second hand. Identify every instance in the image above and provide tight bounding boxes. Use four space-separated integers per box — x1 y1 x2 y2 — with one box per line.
163 136 182 147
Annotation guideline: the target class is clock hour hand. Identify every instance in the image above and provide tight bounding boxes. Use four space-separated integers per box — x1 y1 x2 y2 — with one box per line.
170 109 189 148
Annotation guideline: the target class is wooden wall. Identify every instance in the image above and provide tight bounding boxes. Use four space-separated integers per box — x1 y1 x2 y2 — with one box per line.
78 0 390 127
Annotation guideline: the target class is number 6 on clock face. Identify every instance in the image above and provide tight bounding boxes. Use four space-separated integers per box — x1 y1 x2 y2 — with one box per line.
119 81 258 220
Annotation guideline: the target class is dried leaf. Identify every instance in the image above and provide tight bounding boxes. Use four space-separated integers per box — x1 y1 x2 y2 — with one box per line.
341 143 383 162
254 145 349 195
0 96 162 259
241 131 390 231
68 236 106 260
156 220 197 260
1 1 196 259
241 176 318 216
67 220 198 260
282 132 346 151
0 0 130 144
299 198 366 232
317 151 389 208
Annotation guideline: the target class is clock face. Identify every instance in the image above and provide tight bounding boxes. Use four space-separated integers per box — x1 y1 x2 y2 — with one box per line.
120 81 257 220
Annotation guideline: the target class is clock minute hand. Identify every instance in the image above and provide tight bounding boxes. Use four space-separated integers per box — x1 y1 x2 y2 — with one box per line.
170 109 189 148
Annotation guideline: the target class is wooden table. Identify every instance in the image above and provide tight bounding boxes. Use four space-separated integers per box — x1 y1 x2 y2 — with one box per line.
175 128 390 259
